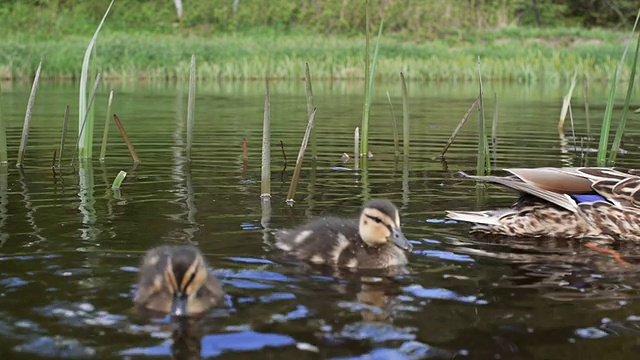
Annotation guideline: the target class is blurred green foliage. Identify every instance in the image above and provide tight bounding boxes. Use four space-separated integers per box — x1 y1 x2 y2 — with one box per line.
0 0 638 38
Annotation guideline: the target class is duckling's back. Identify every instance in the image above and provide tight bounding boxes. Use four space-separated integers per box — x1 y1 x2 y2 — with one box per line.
274 217 408 269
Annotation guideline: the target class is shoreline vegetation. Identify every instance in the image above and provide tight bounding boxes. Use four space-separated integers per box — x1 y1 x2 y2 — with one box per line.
1 1 639 82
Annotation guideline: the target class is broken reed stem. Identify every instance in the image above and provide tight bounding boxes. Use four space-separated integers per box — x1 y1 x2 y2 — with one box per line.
51 150 57 168
187 54 196 163
354 126 360 170
440 97 479 157
286 108 318 205
491 92 498 159
111 170 127 189
242 138 248 161
58 105 70 168
400 72 409 156
360 0 371 158
280 140 287 165
261 79 271 198
113 114 140 164
0 84 6 165
72 73 101 166
386 91 399 156
569 103 577 151
17 57 43 167
304 63 317 159
476 56 488 176
584 77 591 136
558 72 578 133
99 90 114 162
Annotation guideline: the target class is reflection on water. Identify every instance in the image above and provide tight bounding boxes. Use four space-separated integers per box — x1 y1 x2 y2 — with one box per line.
0 80 640 359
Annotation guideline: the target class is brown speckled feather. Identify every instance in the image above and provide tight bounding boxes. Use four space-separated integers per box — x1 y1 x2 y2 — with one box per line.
447 167 640 241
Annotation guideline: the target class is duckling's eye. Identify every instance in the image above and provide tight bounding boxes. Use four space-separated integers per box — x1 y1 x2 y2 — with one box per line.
365 214 383 224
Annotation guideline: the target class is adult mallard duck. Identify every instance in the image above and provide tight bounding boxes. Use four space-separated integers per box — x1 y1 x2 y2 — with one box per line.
446 167 640 241
274 199 413 269
134 245 224 316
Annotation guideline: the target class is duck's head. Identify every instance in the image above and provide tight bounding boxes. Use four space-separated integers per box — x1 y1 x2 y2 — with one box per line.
136 246 211 316
358 200 412 251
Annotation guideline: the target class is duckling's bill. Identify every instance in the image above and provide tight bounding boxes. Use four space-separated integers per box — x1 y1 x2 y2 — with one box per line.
391 228 412 251
171 292 188 316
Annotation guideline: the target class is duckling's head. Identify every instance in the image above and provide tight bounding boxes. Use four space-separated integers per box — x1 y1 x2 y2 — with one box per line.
135 245 213 316
358 200 412 251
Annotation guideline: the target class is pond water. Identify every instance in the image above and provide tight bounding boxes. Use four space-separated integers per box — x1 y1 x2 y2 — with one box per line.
1 79 640 359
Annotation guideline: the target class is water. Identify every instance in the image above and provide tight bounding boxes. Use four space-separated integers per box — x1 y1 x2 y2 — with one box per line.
1 79 640 359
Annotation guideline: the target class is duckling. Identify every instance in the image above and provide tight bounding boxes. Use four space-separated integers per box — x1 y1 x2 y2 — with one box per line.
133 245 224 316
274 199 413 269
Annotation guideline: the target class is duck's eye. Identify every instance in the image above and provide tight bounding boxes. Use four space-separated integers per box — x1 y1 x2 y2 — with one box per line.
365 214 383 224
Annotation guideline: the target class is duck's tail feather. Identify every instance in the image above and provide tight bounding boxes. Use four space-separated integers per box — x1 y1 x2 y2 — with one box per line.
446 209 512 226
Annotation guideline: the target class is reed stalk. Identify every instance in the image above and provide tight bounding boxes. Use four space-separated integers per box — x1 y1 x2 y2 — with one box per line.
609 23 640 164
361 0 370 158
386 91 400 156
286 108 317 205
354 127 360 170
17 57 43 167
491 93 499 161
583 78 591 136
58 105 70 168
111 170 127 189
304 63 317 159
187 54 196 163
476 56 488 176
78 0 114 160
0 84 6 165
360 17 384 157
440 97 479 158
73 73 101 166
261 79 271 198
99 90 114 162
558 72 578 133
113 114 140 164
597 8 640 166
401 72 409 156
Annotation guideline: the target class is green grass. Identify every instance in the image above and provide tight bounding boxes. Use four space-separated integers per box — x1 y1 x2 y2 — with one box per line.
0 27 636 82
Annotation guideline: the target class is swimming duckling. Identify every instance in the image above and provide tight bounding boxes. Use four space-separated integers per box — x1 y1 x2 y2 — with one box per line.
274 199 413 269
134 245 224 316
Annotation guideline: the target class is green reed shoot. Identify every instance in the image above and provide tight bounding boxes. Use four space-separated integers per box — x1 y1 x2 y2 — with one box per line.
113 114 140 164
597 8 640 166
17 57 43 167
354 0 371 156
261 79 271 198
58 105 70 168
304 63 317 159
286 108 317 205
111 170 127 189
583 78 591 136
0 83 6 165
440 97 479 158
557 72 578 133
361 17 384 157
386 91 399 155
99 90 114 162
354 127 360 170
73 73 101 166
78 0 114 160
610 19 640 163
476 56 489 176
401 72 409 156
491 93 499 161
187 54 196 163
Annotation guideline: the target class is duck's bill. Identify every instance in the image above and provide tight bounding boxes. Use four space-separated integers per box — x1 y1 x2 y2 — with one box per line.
171 295 188 317
391 228 412 251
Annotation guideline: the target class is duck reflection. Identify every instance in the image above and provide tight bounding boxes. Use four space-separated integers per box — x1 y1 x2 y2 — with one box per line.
171 316 205 360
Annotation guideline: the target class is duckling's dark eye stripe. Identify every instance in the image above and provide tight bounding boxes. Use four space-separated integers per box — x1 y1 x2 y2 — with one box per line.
365 214 383 224
182 265 198 291
365 214 395 233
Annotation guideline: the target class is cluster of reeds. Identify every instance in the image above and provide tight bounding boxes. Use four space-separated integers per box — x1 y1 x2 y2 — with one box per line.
2 29 636 83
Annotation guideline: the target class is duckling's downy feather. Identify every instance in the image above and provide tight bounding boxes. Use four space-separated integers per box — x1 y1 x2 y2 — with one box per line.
134 245 224 316
274 200 411 269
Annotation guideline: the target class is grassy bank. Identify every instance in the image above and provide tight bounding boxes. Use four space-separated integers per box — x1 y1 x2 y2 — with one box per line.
0 27 635 83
